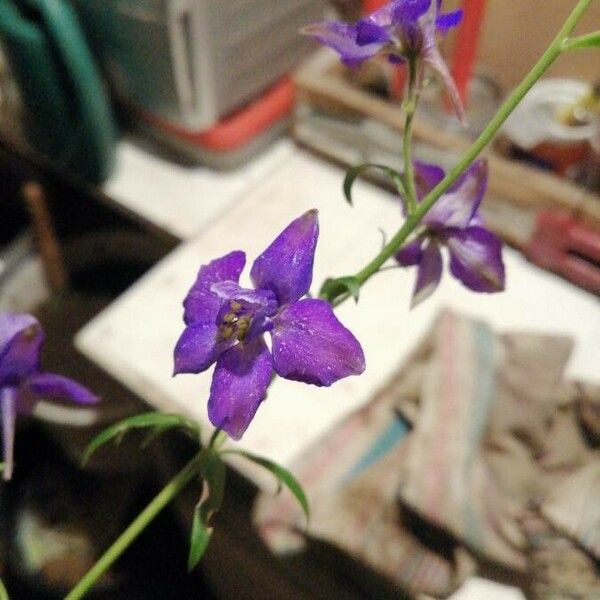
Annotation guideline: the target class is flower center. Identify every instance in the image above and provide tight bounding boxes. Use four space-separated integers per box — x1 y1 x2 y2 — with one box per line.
217 301 253 343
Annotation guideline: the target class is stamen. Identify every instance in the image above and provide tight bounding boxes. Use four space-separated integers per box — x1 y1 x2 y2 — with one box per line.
220 326 234 340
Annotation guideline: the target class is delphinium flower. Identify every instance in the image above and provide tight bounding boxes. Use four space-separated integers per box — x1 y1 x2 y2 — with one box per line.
0 313 99 480
302 0 465 119
395 159 505 307
174 210 365 440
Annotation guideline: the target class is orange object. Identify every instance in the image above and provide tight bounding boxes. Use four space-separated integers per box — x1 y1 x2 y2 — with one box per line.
531 140 589 177
362 0 386 14
451 0 487 107
526 211 600 294
142 77 295 152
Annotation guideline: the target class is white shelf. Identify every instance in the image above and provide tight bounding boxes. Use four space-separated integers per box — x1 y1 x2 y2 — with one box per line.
78 145 600 474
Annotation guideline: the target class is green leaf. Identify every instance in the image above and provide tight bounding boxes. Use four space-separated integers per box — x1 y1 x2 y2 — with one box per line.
226 450 309 522
0 577 8 600
188 503 213 571
199 451 227 516
82 412 199 465
563 31 600 51
343 164 404 205
187 451 226 571
319 276 361 304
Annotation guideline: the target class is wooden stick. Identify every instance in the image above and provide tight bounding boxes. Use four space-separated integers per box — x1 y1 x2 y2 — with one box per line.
22 181 69 293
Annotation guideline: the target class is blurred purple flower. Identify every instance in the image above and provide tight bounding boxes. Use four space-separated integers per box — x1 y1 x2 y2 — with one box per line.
302 0 464 120
0 313 99 480
174 210 365 440
395 159 505 307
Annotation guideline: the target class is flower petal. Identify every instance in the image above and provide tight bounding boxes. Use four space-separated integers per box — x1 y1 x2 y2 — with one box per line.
1 386 17 480
24 373 99 405
183 251 245 325
446 226 505 292
0 313 44 386
436 8 463 32
414 161 445 200
395 237 424 266
173 321 221 375
355 20 389 46
424 159 488 229
301 22 385 67
411 238 443 308
250 210 319 306
271 299 365 387
208 337 273 440
389 0 431 24
423 44 465 123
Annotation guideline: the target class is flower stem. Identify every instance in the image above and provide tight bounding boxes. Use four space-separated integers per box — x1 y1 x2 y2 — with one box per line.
342 0 594 297
65 452 206 600
402 57 419 214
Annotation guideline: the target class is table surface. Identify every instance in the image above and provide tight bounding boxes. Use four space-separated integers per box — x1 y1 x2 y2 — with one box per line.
81 142 600 467
104 138 296 240
78 140 600 600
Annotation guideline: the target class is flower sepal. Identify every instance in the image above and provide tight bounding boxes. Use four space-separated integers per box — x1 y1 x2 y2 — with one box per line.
188 448 226 571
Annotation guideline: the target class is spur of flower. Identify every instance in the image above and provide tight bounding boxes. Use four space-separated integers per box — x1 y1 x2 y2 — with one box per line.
302 0 464 120
395 159 505 307
0 313 99 480
174 210 365 440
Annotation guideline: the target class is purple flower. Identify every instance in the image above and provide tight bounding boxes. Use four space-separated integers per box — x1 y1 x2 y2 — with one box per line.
395 160 505 307
0 313 99 480
302 0 464 120
174 210 365 441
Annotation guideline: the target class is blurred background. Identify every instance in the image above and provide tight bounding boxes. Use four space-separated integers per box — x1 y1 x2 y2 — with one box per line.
0 1 599 598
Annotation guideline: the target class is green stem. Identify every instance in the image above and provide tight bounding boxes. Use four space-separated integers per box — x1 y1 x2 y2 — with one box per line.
402 57 419 214
0 577 8 600
344 0 593 295
207 427 223 449
65 452 206 600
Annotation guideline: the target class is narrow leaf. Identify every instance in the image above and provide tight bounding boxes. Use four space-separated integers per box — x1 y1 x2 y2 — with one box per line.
187 451 226 571
319 276 361 304
226 450 309 522
343 164 405 205
199 451 227 517
83 412 199 465
188 504 213 571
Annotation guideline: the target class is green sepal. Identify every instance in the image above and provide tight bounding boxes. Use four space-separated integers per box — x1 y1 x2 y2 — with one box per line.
563 31 600 50
225 450 309 522
82 412 200 465
319 276 361 304
343 164 405 205
187 450 226 571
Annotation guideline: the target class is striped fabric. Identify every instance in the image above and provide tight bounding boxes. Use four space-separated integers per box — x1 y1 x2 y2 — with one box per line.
254 311 600 597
